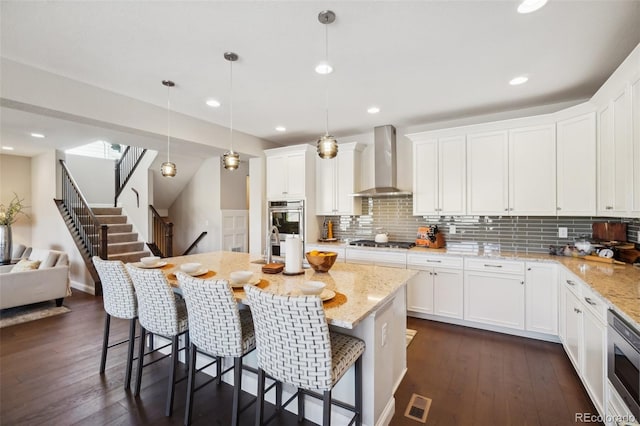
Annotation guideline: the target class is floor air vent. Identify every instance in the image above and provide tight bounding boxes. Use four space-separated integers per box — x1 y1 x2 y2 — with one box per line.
404 393 432 423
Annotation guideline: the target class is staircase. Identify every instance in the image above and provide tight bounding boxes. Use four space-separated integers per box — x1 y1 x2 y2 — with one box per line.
92 207 150 263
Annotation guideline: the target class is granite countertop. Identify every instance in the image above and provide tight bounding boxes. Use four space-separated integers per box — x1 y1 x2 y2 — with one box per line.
158 251 417 329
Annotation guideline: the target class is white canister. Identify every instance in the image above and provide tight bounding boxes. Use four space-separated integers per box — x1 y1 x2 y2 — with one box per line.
285 236 302 273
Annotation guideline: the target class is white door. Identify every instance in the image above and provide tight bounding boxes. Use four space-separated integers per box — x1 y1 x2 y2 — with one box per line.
406 270 434 314
221 210 248 253
525 262 558 335
413 139 439 215
433 268 464 319
464 271 525 329
467 131 509 215
439 136 466 215
508 124 557 215
556 113 597 215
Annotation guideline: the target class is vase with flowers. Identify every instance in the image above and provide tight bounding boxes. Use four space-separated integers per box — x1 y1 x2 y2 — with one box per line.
0 193 28 264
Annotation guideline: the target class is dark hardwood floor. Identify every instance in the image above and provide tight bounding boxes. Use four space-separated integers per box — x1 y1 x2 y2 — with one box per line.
391 317 601 425
1 292 600 425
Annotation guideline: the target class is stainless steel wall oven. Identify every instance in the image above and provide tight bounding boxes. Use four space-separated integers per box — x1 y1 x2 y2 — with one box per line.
267 200 305 259
608 309 640 420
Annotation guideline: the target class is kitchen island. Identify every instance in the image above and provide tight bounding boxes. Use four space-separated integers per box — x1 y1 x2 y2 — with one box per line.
157 251 418 426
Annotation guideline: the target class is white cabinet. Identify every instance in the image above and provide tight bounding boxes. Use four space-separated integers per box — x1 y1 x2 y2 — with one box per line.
463 259 525 330
412 136 466 215
525 262 558 335
632 76 640 215
467 131 509 215
563 285 583 372
315 142 363 216
597 86 634 216
508 124 557 215
265 145 315 200
583 305 607 417
407 254 464 319
556 113 597 215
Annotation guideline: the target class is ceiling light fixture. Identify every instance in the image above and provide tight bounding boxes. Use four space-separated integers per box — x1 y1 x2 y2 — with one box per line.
30 133 45 138
160 80 177 177
517 0 548 14
367 106 380 114
509 75 529 85
2 146 15 151
222 52 240 171
206 99 221 107
275 126 286 132
316 10 338 160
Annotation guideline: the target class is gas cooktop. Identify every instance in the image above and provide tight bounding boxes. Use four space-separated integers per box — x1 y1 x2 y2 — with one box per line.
349 240 416 249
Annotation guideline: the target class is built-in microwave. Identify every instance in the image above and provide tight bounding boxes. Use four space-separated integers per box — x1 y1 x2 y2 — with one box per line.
608 310 640 421
267 200 305 259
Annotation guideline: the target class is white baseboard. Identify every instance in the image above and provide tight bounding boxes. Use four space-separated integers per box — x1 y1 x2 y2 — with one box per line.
376 397 396 426
393 367 408 394
70 280 95 295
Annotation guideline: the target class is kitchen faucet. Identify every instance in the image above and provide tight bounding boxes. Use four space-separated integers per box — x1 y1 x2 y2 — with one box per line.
265 225 281 263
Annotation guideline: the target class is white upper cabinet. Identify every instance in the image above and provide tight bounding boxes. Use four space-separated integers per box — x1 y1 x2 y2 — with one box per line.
265 144 315 200
509 124 557 215
467 130 509 215
556 113 597 216
412 136 466 216
315 142 363 216
632 75 640 215
597 86 634 216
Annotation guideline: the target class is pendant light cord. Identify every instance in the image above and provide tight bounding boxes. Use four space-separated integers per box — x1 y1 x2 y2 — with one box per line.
229 58 234 153
324 22 330 136
166 84 171 163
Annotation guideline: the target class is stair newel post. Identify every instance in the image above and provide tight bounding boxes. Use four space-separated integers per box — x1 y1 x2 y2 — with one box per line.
114 160 120 208
166 222 173 257
100 224 108 260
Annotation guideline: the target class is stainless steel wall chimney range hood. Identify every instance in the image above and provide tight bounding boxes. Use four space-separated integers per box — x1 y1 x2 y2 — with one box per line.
351 125 412 197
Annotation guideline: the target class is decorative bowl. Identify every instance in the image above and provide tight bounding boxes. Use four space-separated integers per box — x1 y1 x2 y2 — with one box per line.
305 251 338 272
140 256 160 266
180 262 202 274
230 270 253 284
299 280 326 295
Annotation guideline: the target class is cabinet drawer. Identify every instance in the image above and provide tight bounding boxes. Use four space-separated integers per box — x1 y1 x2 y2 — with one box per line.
464 258 525 274
345 248 407 268
581 284 608 324
407 254 463 270
562 270 583 298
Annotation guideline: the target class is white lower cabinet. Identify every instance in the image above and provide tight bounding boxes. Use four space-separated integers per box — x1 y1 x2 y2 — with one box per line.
407 255 464 319
407 271 434 314
433 268 464 319
464 270 525 329
525 262 558 335
563 287 583 371
583 306 607 417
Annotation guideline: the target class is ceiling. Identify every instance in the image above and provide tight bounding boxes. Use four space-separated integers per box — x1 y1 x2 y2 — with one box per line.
1 1 639 154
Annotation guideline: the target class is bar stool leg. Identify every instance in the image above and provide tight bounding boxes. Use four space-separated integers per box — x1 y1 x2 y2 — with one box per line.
166 335 179 417
99 313 111 374
232 357 242 426
184 342 197 426
216 356 222 385
322 390 332 426
276 382 282 411
297 390 305 422
355 356 362 426
124 318 136 389
255 368 265 426
134 327 146 396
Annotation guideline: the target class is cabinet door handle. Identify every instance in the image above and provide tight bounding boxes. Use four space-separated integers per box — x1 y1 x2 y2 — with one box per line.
574 308 582 314
584 297 597 306
557 207 562 211
566 280 576 286
504 208 509 211
426 259 442 263
282 191 288 195
484 264 503 268
606 206 613 210
429 272 433 276
520 281 524 285
527 267 532 271
433 272 438 276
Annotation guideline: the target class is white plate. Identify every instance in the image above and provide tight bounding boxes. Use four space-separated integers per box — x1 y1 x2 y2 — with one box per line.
320 289 336 302
230 277 261 288
187 268 208 277
136 261 167 269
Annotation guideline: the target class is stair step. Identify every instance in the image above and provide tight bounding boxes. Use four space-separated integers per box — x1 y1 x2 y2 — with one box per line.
108 251 150 264
96 215 127 224
107 224 133 234
92 207 123 215
108 241 145 254
107 232 138 244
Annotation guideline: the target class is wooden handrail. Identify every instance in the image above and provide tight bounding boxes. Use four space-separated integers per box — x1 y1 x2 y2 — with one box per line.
149 205 173 257
182 232 208 256
114 145 146 207
59 159 108 259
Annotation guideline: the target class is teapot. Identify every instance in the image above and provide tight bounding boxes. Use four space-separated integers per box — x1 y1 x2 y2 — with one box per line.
374 229 389 243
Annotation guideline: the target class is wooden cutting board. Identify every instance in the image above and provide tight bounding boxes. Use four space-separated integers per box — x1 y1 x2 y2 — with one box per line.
592 222 627 242
583 255 626 265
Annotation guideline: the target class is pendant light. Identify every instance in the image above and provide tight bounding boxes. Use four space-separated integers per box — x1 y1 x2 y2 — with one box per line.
160 80 177 177
316 10 338 160
222 52 240 171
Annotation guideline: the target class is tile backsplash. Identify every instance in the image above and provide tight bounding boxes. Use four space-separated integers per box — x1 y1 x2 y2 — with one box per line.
319 195 640 254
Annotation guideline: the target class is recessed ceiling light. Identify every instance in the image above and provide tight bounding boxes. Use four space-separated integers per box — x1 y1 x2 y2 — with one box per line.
315 61 333 75
517 0 548 14
30 133 45 138
275 126 286 132
206 99 221 108
367 107 380 114
509 75 529 85
2 146 15 150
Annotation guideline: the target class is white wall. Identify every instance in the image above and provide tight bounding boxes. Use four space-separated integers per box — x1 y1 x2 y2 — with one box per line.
220 160 249 210
31 151 94 292
0 154 32 248
64 154 114 205
168 156 222 255
118 150 158 242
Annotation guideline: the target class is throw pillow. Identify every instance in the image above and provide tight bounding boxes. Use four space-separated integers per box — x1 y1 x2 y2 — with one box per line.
10 259 41 273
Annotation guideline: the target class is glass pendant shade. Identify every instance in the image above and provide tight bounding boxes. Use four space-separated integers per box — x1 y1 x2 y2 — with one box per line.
161 161 177 177
317 134 338 159
222 150 240 170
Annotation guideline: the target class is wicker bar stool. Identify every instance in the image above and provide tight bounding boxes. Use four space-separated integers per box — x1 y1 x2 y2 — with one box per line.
93 256 138 390
177 272 258 426
126 264 190 417
244 285 365 426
